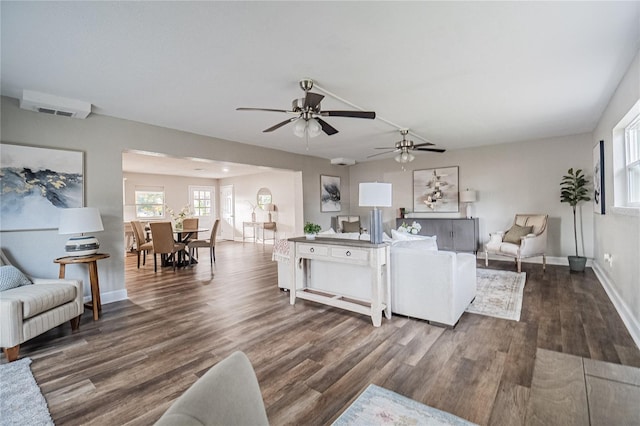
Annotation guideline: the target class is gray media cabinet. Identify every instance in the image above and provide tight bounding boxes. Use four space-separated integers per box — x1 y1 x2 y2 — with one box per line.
395 218 479 254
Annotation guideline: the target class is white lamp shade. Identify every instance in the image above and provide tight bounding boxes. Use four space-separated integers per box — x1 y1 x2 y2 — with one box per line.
58 207 104 235
263 203 276 211
459 190 477 203
307 118 322 137
293 118 322 138
394 151 415 163
359 182 393 207
293 118 307 137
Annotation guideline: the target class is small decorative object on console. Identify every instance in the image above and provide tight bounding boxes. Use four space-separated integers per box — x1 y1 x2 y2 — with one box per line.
303 222 321 240
398 221 422 235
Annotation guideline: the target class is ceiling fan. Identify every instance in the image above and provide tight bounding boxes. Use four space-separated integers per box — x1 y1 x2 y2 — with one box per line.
368 129 446 163
236 79 376 137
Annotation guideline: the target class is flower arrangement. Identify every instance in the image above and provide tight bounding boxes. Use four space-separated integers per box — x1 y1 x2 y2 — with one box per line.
165 204 193 229
398 221 422 235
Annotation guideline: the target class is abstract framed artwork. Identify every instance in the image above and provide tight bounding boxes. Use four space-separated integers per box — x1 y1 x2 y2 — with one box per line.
320 175 341 212
0 144 83 230
413 166 459 212
593 140 605 214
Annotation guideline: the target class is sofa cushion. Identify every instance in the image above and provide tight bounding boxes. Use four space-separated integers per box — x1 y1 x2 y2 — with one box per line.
0 283 78 319
0 265 32 291
503 224 533 244
341 220 360 233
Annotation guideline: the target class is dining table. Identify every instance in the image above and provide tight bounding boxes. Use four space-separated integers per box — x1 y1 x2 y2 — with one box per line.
169 227 209 267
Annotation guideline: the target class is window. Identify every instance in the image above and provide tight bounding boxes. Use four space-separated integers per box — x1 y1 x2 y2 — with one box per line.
135 188 165 218
625 114 640 206
191 189 211 217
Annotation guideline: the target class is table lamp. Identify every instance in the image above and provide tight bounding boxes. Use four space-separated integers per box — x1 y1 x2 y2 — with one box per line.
264 203 276 222
359 182 392 244
459 189 477 219
58 207 104 256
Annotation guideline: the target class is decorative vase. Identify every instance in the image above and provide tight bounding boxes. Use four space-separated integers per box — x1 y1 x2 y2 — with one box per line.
175 221 183 231
305 234 316 240
568 255 587 272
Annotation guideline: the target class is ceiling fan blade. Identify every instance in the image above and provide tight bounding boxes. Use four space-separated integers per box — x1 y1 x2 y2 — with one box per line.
263 118 297 132
413 142 435 147
316 118 339 136
304 92 324 109
374 147 395 150
237 107 293 114
322 110 376 119
367 150 396 158
415 147 446 153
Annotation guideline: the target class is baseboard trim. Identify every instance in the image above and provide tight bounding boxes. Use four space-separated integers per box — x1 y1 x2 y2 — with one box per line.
480 254 593 267
591 261 640 350
84 289 128 306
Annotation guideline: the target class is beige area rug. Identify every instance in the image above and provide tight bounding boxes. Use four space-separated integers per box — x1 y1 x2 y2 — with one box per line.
465 268 526 321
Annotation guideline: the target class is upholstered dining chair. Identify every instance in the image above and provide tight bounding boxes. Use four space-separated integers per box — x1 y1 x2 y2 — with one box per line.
182 218 199 230
485 214 548 273
187 219 220 264
131 221 153 269
149 222 186 272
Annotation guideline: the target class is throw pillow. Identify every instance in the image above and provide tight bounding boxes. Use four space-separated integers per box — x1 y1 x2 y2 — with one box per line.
391 239 438 251
391 228 436 242
0 265 32 291
341 220 361 233
318 228 336 235
503 224 533 244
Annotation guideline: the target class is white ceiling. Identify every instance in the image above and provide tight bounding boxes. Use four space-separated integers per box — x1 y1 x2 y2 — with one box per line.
2 1 640 167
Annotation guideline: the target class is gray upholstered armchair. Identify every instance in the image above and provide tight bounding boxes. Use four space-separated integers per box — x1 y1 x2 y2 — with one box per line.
0 249 84 362
484 214 548 273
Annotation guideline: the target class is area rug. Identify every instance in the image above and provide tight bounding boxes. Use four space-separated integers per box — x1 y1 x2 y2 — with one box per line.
332 384 477 426
465 268 526 321
0 358 54 426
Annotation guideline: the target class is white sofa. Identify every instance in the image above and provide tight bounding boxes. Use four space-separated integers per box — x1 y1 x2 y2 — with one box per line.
391 244 476 327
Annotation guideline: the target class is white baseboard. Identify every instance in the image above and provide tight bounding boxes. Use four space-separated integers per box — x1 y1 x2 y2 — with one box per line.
591 262 640 350
84 289 128 306
480 253 593 267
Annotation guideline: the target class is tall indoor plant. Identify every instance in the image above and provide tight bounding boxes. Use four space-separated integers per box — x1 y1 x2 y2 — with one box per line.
560 168 590 272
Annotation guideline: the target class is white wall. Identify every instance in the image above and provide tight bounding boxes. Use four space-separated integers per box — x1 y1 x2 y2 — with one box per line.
592 49 640 345
219 169 301 239
349 133 594 259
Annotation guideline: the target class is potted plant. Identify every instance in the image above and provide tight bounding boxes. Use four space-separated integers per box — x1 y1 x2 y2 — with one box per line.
303 222 321 240
560 168 591 272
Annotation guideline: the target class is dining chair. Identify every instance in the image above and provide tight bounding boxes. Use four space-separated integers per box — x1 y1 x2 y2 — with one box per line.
149 222 186 272
131 221 154 269
182 218 199 230
187 219 220 264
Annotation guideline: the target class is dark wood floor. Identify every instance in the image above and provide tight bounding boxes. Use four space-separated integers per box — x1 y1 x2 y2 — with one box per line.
11 241 640 425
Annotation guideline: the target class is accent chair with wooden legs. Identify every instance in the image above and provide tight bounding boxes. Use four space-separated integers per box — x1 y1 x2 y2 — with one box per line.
187 219 220 264
149 222 186 272
485 214 548 273
0 249 83 362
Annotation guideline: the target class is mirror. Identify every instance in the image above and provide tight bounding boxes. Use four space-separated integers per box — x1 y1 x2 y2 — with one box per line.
257 187 272 210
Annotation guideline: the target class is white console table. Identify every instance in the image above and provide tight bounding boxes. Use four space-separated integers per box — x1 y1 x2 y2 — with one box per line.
288 237 391 327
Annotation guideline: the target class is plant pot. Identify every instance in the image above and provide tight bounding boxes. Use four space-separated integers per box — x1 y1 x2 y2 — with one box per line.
568 255 587 272
305 234 316 240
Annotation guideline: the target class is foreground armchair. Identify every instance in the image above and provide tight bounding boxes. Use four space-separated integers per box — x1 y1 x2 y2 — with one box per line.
484 214 548 273
155 351 268 426
0 249 84 362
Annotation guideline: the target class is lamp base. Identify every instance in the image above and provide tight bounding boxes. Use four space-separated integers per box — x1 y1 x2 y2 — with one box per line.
65 236 100 257
369 209 383 244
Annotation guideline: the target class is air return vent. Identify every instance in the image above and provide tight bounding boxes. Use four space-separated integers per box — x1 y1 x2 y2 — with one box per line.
330 157 356 166
20 90 91 119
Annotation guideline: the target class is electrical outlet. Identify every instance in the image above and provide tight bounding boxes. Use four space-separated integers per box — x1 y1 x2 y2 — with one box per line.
604 253 613 267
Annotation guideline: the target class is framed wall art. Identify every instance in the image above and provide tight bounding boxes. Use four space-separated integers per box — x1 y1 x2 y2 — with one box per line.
0 144 83 230
413 166 459 212
320 175 341 212
593 140 605 214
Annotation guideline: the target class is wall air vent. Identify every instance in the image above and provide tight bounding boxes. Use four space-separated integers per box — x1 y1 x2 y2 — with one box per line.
20 90 92 119
330 157 356 166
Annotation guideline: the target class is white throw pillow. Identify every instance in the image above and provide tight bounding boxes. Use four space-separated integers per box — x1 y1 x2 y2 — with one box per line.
391 229 436 242
0 265 32 291
318 228 336 235
391 239 438 251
